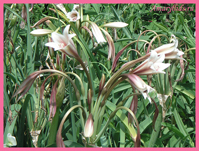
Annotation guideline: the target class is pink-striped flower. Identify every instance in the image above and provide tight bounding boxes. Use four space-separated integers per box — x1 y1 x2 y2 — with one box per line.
153 35 184 60
125 74 154 103
67 9 80 22
131 51 170 75
90 22 106 44
84 114 94 137
45 25 79 58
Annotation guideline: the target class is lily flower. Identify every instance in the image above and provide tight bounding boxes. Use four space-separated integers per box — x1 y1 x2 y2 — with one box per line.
84 114 94 137
56 4 67 16
124 74 154 103
153 35 184 60
101 28 115 62
90 22 106 44
45 25 79 58
131 51 170 75
67 9 80 22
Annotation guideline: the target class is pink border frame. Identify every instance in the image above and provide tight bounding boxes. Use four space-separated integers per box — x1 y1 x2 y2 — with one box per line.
1 1 198 150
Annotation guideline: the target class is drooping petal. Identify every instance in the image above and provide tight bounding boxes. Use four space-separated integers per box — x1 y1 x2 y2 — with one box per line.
153 35 184 60
90 22 106 44
101 28 115 62
131 51 170 75
125 74 154 103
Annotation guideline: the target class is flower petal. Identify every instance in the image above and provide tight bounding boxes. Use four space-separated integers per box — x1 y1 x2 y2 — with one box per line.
45 42 62 50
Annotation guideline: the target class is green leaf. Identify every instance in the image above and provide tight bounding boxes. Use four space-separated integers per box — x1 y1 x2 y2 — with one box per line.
100 135 109 147
4 104 22 144
173 108 194 147
162 122 184 138
152 21 171 35
64 140 84 147
139 117 152 134
174 85 195 99
106 101 137 140
148 107 162 147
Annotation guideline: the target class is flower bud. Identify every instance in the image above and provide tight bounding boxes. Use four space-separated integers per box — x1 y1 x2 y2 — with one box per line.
56 77 65 108
99 74 106 93
84 114 94 138
56 53 60 70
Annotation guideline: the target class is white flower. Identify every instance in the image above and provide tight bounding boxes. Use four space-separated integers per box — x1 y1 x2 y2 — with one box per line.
153 35 184 60
101 28 115 62
45 25 79 58
84 114 94 137
56 4 67 16
125 74 155 103
30 29 53 36
102 22 128 28
67 9 80 22
4 133 17 147
90 22 106 44
157 94 169 107
131 51 170 75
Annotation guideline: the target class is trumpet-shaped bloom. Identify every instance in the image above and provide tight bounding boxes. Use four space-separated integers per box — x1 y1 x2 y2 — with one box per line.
153 35 184 60
131 51 170 75
90 22 106 44
67 9 80 22
125 74 154 103
45 25 79 58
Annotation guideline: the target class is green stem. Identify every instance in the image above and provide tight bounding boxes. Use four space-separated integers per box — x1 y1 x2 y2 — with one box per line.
104 53 150 90
76 56 93 94
47 108 60 146
148 106 162 147
93 106 139 144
